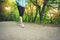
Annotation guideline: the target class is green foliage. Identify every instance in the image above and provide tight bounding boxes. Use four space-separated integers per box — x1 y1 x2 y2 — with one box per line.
0 0 19 21
35 14 40 23
0 9 19 21
53 15 60 24
0 0 60 24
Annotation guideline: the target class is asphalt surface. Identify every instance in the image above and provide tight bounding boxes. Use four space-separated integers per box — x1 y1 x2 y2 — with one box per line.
0 21 60 40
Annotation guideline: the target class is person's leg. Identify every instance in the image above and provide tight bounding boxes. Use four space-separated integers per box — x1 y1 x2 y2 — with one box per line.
17 6 25 27
19 16 23 23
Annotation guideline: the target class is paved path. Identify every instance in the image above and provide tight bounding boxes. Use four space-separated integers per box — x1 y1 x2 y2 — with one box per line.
0 21 60 40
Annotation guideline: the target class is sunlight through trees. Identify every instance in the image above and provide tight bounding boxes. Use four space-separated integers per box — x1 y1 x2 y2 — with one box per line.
0 0 60 24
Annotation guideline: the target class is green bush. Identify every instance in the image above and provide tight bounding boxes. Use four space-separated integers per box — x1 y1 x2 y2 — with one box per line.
0 9 19 21
0 1 19 21
53 15 60 24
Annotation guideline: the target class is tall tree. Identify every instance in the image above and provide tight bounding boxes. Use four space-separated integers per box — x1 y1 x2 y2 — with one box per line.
40 0 49 22
30 0 41 22
30 0 49 22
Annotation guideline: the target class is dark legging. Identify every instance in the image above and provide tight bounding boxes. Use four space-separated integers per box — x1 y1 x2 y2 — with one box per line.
17 6 25 17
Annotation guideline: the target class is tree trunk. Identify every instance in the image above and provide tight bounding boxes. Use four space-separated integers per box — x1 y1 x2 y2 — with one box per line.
33 6 38 22
39 0 49 22
40 4 46 20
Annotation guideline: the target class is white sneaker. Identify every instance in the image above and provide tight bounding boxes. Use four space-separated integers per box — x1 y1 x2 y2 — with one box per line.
20 23 25 28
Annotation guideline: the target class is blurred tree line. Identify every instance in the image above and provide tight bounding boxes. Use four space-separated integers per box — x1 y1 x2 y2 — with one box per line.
0 0 19 21
23 0 60 24
0 0 60 24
